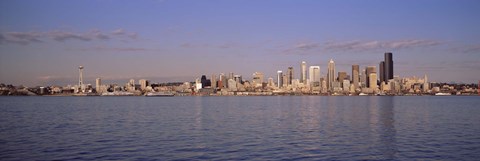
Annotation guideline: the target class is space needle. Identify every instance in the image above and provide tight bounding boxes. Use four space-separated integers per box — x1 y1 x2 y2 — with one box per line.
79 66 84 93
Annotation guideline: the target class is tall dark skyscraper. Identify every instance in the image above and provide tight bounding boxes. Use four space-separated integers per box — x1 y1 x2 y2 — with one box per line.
287 67 294 85
379 61 385 83
384 52 393 82
201 75 211 88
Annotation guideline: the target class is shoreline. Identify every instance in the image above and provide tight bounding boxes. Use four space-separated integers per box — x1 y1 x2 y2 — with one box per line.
1 94 478 97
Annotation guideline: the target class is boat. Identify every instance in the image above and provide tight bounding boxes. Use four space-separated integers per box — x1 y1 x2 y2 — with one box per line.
435 92 452 96
145 92 174 97
73 93 99 96
101 92 135 96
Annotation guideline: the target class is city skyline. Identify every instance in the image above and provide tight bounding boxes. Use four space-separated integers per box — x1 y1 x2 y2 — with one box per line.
1 0 480 86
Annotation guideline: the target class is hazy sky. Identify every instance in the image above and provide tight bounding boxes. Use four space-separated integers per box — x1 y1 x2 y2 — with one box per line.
1 0 479 86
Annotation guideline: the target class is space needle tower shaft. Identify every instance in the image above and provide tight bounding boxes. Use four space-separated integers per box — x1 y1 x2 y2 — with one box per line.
79 66 84 87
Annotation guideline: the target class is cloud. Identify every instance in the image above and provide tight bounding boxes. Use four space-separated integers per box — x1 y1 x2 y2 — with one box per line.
280 42 320 55
385 39 441 49
280 39 443 55
111 29 126 35
49 31 92 42
180 42 237 49
71 46 148 52
324 40 379 51
90 30 110 40
111 28 138 40
0 28 139 45
294 43 319 50
0 32 43 45
324 39 442 52
95 46 146 52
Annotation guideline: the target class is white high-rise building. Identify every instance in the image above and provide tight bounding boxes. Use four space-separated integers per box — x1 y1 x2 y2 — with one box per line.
301 61 307 84
95 78 101 92
195 78 202 91
423 74 429 92
327 59 336 91
309 66 320 86
139 79 148 91
277 71 283 88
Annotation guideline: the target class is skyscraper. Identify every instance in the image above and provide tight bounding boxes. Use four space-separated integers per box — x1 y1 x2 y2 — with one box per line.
129 79 135 86
366 66 376 88
385 52 394 82
229 72 234 80
369 73 378 91
234 75 242 84
301 61 307 84
95 78 101 93
379 61 385 83
268 77 274 87
200 75 211 88
252 72 264 87
309 66 320 86
287 67 294 85
423 74 429 92
338 72 347 82
139 79 148 91
211 74 217 89
360 69 366 88
127 79 135 91
219 73 226 89
227 79 237 91
327 59 335 91
277 71 283 88
352 65 359 90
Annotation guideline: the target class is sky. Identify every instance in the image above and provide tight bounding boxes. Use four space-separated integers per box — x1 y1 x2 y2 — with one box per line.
0 0 479 86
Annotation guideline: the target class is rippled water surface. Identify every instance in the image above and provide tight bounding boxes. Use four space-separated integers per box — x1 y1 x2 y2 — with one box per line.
1 96 479 160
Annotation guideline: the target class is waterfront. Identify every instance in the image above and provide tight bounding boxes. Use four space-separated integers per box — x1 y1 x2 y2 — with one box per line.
1 96 479 160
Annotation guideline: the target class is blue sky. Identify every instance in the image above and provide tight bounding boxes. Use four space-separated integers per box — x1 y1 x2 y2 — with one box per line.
0 0 479 86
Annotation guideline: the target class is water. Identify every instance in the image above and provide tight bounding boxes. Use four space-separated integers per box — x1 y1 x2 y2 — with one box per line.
1 96 479 160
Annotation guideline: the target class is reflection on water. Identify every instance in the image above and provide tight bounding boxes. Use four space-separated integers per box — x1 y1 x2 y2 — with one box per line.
1 96 479 160
376 97 397 159
292 96 399 160
193 96 203 131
